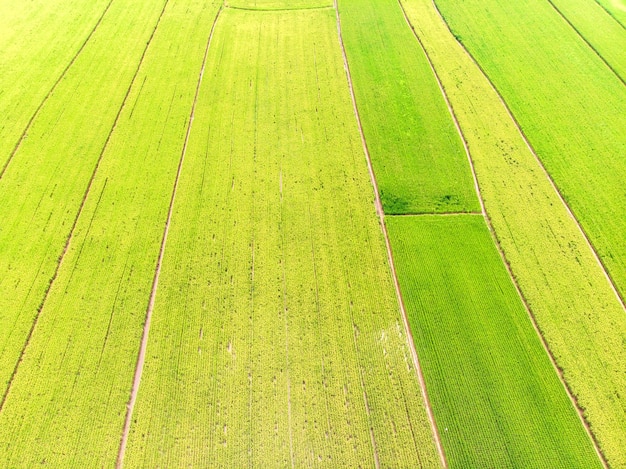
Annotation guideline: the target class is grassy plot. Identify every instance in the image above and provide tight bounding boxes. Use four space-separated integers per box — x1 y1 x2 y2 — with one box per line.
0 1 221 466
387 215 601 469
594 0 626 28
434 0 626 306
547 0 626 83
123 8 440 468
0 0 166 397
400 0 626 465
334 0 479 215
0 0 111 169
226 0 332 10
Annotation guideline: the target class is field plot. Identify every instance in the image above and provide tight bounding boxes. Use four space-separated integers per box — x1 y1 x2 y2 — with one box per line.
594 0 626 27
547 0 626 83
227 0 332 10
0 0 111 170
0 1 221 466
334 0 479 215
122 8 440 468
434 0 626 305
0 0 169 398
400 0 626 465
387 215 601 468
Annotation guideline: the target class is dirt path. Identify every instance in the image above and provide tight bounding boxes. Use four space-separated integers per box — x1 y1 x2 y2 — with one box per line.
0 0 170 415
0 0 115 180
398 1 611 466
333 1 447 467
114 5 223 467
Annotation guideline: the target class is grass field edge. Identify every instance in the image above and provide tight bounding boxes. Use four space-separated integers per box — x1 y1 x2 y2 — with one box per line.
0 0 115 180
399 0 611 465
115 5 224 467
335 1 447 466
0 0 171 415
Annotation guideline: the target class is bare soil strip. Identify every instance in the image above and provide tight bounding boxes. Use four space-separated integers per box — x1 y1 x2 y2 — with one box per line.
115 6 223 467
0 0 115 180
0 0 170 415
398 1 610 466
334 1 447 466
546 0 626 87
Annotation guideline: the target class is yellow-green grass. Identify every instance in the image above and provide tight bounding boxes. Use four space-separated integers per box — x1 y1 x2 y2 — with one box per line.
226 0 332 10
0 0 111 169
334 0 479 215
594 0 626 28
0 0 167 397
387 215 602 469
0 1 222 466
435 0 626 304
547 0 626 83
401 0 626 465
123 8 440 467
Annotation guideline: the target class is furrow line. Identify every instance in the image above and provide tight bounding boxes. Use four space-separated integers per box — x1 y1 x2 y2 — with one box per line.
431 0 626 314
224 4 332 11
592 0 626 32
398 1 610 465
115 6 223 467
388 211 482 217
545 0 626 87
0 0 115 180
0 0 170 414
334 1 447 466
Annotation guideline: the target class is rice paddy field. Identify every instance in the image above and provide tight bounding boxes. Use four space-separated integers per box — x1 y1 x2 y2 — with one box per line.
1 0 624 467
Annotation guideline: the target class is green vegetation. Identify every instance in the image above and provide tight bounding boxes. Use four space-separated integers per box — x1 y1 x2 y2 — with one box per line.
0 0 168 399
435 0 626 305
0 1 222 466
0 0 111 169
387 215 602 468
594 0 626 28
401 0 626 464
547 0 626 82
123 8 440 467
226 0 332 10
335 0 479 214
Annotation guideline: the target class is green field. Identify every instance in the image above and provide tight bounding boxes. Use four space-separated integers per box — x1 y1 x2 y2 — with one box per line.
1 0 625 466
124 8 439 467
388 215 601 468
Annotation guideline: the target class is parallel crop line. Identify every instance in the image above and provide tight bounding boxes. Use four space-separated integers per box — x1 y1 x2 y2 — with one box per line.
592 0 626 32
224 3 332 11
545 0 626 87
388 212 482 217
0 0 115 180
432 0 626 314
0 0 170 415
115 6 223 467
334 1 447 467
398 0 610 466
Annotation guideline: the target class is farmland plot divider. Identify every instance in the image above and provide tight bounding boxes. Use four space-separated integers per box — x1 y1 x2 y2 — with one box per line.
429 0 626 315
115 5 224 467
0 0 115 180
592 0 626 31
334 1 446 466
545 0 626 86
397 0 611 465
0 0 171 415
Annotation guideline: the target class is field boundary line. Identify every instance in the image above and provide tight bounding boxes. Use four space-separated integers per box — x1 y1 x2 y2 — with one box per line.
398 0 610 465
546 0 626 87
115 5 223 467
334 1 447 466
224 3 332 12
592 0 626 32
0 0 171 415
431 0 626 313
0 0 115 180
388 211 482 217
